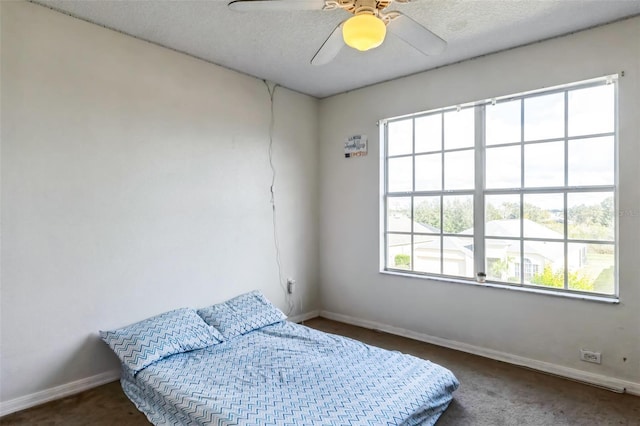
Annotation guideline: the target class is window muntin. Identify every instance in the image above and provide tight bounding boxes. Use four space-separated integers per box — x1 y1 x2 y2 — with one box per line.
383 76 617 297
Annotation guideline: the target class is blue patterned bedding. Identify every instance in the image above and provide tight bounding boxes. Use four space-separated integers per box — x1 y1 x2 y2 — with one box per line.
121 321 459 425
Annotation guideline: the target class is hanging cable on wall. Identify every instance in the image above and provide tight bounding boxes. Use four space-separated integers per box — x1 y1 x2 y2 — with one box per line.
263 80 295 316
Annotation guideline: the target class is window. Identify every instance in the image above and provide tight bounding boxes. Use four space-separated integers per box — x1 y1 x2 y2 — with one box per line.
514 259 539 281
382 76 617 297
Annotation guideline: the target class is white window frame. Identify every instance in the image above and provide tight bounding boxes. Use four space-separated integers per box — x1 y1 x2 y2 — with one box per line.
380 75 618 301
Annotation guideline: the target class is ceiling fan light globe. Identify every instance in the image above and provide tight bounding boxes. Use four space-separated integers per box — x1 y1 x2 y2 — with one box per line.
342 14 386 52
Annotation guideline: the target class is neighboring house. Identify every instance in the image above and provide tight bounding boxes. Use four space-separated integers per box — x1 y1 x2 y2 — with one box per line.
477 220 586 282
388 216 586 282
387 216 474 277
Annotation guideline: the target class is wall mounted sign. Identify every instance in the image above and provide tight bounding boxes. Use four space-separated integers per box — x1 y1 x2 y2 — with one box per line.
344 135 367 158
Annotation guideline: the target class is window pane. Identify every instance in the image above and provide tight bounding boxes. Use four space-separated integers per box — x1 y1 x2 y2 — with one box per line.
414 196 441 232
524 141 564 187
414 234 441 274
486 239 521 283
568 243 614 294
525 241 564 286
568 192 614 241
444 108 474 149
382 78 616 292
443 236 474 277
486 145 521 189
387 234 411 270
524 93 564 141
487 99 521 146
387 119 413 156
568 136 614 186
415 114 442 153
415 153 442 191
523 194 564 239
387 197 412 232
443 195 473 235
568 84 614 137
444 150 474 190
388 157 413 192
485 194 520 237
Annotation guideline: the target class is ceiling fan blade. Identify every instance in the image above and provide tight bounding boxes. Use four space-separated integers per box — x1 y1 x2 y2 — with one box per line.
228 0 326 12
311 22 345 66
387 12 446 56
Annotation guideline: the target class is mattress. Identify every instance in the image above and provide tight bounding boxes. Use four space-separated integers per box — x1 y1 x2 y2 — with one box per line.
121 321 459 425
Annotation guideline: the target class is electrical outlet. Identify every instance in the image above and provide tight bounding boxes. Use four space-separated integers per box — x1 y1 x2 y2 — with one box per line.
580 349 602 364
286 278 296 294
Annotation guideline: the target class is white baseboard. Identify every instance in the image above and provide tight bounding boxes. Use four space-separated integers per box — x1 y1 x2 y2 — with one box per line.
0 370 120 417
320 310 640 397
288 310 320 323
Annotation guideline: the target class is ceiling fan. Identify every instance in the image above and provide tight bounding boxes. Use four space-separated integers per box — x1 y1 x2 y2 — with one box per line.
228 0 447 65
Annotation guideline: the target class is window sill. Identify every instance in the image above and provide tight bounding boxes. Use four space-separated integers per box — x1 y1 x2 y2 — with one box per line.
380 270 620 304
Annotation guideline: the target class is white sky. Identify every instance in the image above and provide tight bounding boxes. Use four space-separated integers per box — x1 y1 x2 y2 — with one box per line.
387 83 615 198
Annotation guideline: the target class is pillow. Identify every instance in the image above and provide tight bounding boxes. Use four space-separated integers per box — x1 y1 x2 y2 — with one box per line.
99 308 223 373
197 290 286 340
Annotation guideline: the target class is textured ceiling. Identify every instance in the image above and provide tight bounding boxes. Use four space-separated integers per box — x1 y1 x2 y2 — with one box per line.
34 0 640 98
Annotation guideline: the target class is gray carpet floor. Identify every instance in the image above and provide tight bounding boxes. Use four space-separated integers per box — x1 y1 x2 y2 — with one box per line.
2 317 639 425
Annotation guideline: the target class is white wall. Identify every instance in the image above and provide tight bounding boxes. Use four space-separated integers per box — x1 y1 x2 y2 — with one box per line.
319 17 640 387
0 0 319 405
